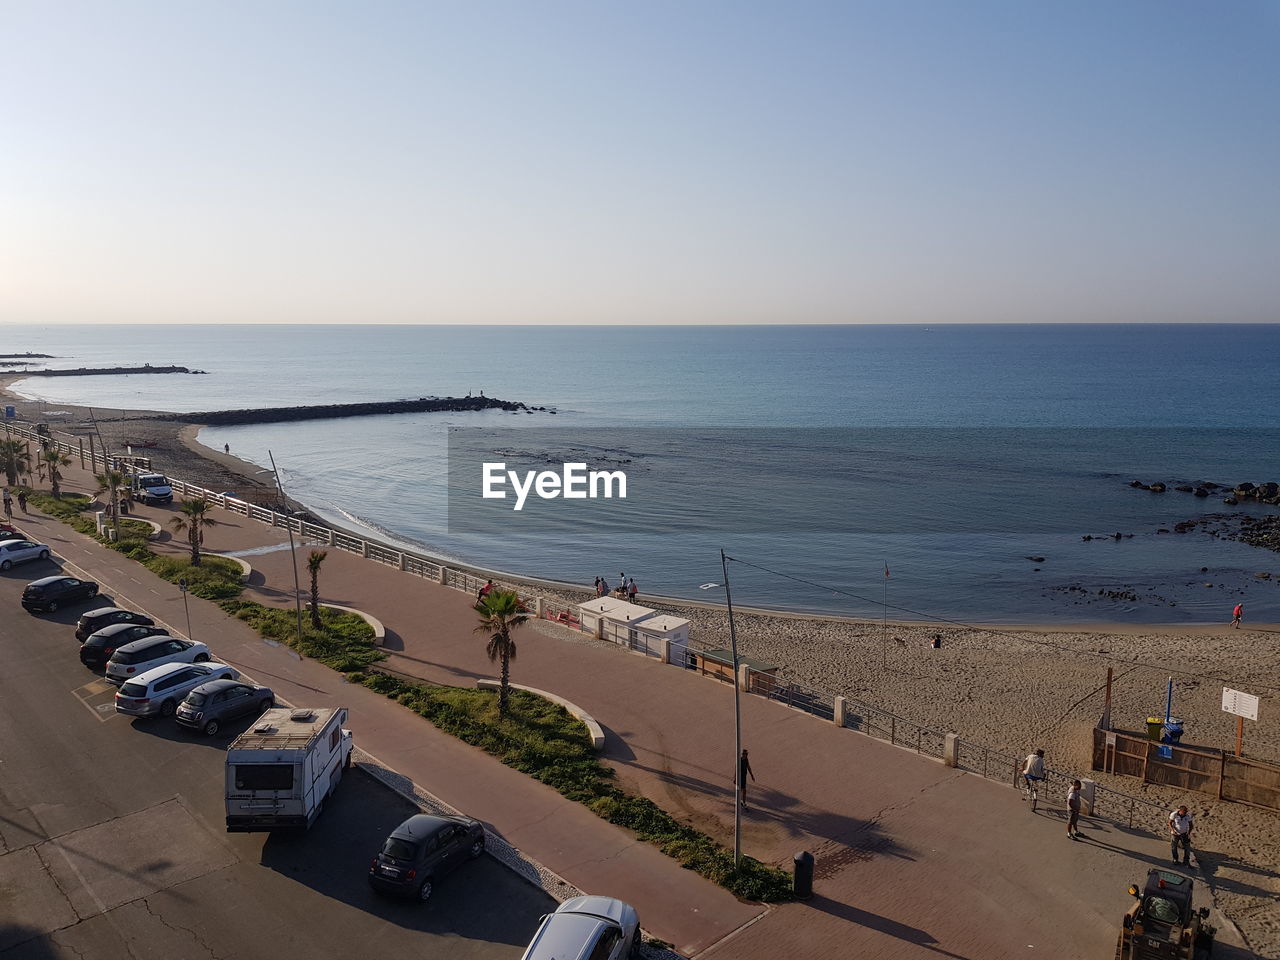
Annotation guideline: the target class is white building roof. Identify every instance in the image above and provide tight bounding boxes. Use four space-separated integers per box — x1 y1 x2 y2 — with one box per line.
634 614 691 634
577 597 655 623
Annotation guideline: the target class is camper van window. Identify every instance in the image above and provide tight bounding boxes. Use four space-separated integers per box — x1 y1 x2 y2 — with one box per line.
330 727 340 750
235 764 294 791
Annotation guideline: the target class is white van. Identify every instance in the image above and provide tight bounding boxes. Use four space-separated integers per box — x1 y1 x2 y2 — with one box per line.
225 707 352 832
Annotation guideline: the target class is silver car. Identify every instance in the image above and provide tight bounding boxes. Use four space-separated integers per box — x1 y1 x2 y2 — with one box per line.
105 636 210 685
0 539 51 571
115 661 238 718
519 896 641 960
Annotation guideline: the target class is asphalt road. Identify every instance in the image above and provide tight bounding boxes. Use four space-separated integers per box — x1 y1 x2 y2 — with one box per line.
0 557 555 960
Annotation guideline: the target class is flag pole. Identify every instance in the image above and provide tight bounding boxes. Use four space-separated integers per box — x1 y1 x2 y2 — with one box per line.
881 560 888 669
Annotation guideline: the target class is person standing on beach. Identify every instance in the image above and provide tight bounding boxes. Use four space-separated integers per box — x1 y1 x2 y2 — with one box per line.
738 748 756 811
598 577 609 598
593 576 601 596
628 577 638 602
1169 804 1194 865
224 443 230 454
1232 603 1243 628
1066 780 1083 839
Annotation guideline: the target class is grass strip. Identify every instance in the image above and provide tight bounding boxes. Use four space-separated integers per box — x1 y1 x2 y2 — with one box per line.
353 670 794 903
219 599 384 672
24 491 243 600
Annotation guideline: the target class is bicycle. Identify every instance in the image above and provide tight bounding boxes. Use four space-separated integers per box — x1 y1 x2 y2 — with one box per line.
1023 775 1044 812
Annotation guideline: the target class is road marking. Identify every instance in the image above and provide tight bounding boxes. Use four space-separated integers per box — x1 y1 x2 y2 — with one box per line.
72 678 121 723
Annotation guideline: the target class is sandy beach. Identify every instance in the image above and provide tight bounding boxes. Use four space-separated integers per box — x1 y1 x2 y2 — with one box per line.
5 381 1279 954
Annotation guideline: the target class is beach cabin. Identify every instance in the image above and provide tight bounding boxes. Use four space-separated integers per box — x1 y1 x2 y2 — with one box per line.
577 597 656 645
630 614 692 662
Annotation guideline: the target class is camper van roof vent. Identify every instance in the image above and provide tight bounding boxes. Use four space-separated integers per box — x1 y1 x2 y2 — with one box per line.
252 722 275 734
289 709 316 723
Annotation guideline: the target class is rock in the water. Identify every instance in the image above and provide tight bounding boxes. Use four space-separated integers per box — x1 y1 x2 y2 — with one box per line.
1224 497 1239 505
1194 488 1209 497
1148 482 1167 493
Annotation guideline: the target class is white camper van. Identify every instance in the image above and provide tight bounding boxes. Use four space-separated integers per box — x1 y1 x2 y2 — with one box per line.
129 472 173 505
225 706 353 833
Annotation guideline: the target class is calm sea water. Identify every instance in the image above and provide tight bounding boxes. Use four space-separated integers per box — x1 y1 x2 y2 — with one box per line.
7 323 1280 624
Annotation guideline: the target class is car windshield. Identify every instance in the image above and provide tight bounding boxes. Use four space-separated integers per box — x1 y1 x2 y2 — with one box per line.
139 476 167 487
119 682 147 698
185 692 208 706
24 586 43 596
382 838 418 861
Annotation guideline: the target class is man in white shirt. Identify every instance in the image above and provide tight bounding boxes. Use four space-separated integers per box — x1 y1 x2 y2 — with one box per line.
1169 805 1195 865
1021 749 1046 799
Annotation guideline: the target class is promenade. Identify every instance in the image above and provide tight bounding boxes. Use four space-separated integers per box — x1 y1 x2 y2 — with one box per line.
9 460 1254 959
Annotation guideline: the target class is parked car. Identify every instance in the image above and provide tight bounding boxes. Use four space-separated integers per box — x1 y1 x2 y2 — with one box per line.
176 678 274 735
519 897 641 960
22 576 99 613
80 622 171 668
115 661 238 718
0 539 51 571
76 607 156 641
105 636 210 685
0 525 24 541
367 814 486 901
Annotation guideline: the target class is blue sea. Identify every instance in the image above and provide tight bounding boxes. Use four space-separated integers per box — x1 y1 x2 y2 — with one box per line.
7 323 1280 624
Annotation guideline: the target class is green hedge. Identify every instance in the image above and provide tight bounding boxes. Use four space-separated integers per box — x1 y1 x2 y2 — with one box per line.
219 599 384 671
356 672 794 903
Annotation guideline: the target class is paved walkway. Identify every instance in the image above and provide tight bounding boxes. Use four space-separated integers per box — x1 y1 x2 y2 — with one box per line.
12 464 1251 958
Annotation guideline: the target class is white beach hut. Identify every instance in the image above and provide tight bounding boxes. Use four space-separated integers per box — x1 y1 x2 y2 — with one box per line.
629 613 692 662
577 597 656 645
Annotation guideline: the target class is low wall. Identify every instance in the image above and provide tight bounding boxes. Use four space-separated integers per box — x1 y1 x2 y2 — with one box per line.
475 680 606 750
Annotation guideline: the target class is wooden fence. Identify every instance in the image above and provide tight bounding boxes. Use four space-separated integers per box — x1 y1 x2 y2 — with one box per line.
1093 726 1280 812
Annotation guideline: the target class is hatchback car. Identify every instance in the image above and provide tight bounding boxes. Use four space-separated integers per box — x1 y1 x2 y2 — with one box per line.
115 661 238 718
519 897 641 960
367 814 486 901
0 539 50 570
22 576 99 613
176 678 274 735
105 636 210 685
75 607 156 641
80 622 171 668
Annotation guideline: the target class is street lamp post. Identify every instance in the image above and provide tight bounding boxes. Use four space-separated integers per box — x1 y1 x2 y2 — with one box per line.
178 577 192 641
268 450 306 644
720 548 743 868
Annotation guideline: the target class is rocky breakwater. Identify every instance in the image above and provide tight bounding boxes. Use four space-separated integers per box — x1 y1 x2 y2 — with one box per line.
1129 477 1280 506
7 364 206 376
160 395 544 426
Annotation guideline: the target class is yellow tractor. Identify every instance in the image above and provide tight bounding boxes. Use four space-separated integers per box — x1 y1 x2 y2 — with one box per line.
1117 868 1214 959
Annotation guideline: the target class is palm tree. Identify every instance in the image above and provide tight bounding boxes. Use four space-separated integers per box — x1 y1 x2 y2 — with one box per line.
169 498 219 566
0 439 30 487
307 550 328 628
474 590 528 717
42 449 71 498
95 469 126 540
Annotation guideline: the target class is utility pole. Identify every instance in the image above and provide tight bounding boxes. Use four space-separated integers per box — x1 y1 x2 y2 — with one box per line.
269 450 306 644
720 548 743 868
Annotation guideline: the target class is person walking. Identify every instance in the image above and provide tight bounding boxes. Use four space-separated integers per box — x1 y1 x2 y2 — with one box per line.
224 443 230 454
2 489 11 521
1232 603 1243 628
1066 780 1083 839
1169 804 1195 865
16 491 27 513
628 577 638 602
738 748 756 811
477 578 494 601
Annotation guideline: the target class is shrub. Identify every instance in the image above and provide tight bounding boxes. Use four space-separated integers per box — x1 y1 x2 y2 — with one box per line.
358 672 793 902
216 599 384 670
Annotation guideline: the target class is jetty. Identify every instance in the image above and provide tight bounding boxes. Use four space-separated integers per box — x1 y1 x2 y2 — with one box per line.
6 364 204 377
158 395 540 426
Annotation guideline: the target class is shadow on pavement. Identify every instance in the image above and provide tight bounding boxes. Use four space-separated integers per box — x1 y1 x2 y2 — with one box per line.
258 768 551 945
804 895 976 960
0 924 65 958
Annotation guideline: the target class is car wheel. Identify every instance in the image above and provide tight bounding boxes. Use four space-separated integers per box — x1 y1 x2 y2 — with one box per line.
87 585 98 597
261 696 274 710
38 550 49 561
469 836 485 859
193 653 209 663
47 601 59 612
203 718 220 736
417 877 434 902
0 559 10 571
630 936 642 959
159 699 177 718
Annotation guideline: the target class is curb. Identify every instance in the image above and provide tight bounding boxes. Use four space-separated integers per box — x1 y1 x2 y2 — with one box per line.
208 552 252 582
321 602 386 645
475 680 606 750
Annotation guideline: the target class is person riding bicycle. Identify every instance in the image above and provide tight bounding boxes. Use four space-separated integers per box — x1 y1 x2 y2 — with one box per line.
1022 749 1046 798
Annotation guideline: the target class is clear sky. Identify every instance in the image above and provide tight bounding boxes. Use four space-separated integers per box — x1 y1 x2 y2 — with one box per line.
2 1 1277 325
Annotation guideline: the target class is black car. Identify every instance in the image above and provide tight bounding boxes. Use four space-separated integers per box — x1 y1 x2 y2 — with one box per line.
75 607 156 641
22 576 99 613
80 622 170 668
368 814 486 901
175 678 275 735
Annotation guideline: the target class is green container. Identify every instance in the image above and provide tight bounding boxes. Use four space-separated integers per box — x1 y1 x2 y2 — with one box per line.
1146 717 1164 741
